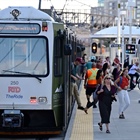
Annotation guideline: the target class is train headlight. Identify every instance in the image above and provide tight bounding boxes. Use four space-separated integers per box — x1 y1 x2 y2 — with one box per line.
38 97 47 103
11 9 20 19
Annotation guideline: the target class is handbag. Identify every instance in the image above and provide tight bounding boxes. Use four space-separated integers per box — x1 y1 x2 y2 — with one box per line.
93 84 101 100
112 62 115 66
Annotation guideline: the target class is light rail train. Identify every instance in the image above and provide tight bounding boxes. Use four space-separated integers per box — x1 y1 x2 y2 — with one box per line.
0 6 84 137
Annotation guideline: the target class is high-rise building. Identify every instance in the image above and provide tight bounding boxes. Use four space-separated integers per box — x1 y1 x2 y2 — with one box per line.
104 0 138 20
90 0 138 31
136 0 140 19
98 0 104 6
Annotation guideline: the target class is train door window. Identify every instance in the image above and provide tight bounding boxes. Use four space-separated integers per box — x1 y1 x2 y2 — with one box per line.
54 37 63 76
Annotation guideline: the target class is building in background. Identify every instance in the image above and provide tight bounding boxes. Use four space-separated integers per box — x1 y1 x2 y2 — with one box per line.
136 0 140 20
98 0 105 6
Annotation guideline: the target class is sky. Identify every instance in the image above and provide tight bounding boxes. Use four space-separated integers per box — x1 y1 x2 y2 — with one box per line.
0 0 98 10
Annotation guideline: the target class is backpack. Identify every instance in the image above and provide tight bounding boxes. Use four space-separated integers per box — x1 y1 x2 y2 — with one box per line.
115 76 122 93
93 84 103 101
118 76 122 86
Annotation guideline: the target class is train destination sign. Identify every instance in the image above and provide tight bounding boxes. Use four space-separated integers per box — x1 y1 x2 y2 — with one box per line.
0 23 40 34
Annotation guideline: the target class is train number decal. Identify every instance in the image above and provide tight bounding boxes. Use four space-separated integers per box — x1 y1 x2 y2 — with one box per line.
10 81 19 85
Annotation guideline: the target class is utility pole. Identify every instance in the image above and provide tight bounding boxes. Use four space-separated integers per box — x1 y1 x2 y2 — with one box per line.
117 0 121 46
127 0 136 64
117 0 121 60
38 0 41 10
90 15 94 58
121 11 126 65
128 0 132 44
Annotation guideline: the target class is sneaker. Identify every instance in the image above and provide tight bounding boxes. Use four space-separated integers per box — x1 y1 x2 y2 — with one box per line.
86 101 91 108
77 106 84 110
119 114 125 119
106 130 111 134
122 113 125 118
93 104 97 108
87 102 94 108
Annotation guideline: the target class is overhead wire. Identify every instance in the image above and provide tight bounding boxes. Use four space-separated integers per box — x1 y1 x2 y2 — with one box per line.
48 0 64 19
47 0 115 28
48 0 115 16
61 0 68 13
74 0 92 8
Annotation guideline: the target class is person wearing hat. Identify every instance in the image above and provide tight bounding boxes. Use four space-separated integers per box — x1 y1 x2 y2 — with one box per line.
84 62 99 108
71 57 86 112
113 55 121 67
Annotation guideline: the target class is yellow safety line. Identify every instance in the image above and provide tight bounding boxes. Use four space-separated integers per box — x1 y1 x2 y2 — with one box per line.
70 83 94 140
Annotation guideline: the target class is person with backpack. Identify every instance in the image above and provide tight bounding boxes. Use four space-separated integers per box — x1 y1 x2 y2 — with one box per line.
114 68 130 119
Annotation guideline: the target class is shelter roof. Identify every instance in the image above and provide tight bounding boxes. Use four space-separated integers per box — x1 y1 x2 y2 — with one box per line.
90 26 140 39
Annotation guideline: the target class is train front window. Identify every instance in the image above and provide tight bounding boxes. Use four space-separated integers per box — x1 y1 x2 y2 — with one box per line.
0 37 48 76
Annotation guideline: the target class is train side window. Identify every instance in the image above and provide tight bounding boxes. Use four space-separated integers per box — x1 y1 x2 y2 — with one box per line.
54 37 63 76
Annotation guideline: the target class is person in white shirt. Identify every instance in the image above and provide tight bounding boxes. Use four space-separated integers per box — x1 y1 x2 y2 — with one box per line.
128 62 140 90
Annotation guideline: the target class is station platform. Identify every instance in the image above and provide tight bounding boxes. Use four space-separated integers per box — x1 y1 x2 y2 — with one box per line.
64 82 140 140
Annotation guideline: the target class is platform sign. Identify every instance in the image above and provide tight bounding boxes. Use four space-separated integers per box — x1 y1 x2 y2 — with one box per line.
111 44 121 47
125 44 136 54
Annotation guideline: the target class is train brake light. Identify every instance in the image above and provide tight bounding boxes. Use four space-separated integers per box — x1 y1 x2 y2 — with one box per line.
42 22 48 31
30 97 37 103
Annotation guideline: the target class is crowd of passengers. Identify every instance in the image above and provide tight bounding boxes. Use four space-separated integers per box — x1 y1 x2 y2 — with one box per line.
71 53 140 134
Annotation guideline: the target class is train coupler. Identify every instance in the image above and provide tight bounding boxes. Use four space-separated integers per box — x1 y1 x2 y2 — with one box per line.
2 110 24 128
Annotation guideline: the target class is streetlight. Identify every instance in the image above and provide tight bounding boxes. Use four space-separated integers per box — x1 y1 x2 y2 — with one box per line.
117 0 121 45
127 0 137 43
117 0 121 60
127 0 137 64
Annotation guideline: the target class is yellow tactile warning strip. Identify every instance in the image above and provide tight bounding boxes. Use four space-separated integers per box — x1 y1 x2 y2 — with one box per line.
70 82 94 140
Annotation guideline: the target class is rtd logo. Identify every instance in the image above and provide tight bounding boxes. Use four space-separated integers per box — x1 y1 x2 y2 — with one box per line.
8 86 21 93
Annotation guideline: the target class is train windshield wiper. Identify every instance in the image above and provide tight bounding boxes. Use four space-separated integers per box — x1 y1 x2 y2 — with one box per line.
3 70 42 83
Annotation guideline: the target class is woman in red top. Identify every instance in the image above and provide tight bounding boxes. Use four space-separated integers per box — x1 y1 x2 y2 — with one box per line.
114 68 130 119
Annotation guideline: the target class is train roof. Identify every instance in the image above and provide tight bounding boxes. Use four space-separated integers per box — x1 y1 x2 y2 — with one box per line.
0 6 55 21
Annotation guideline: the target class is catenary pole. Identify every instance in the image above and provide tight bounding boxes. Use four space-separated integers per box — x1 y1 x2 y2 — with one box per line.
117 0 121 58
